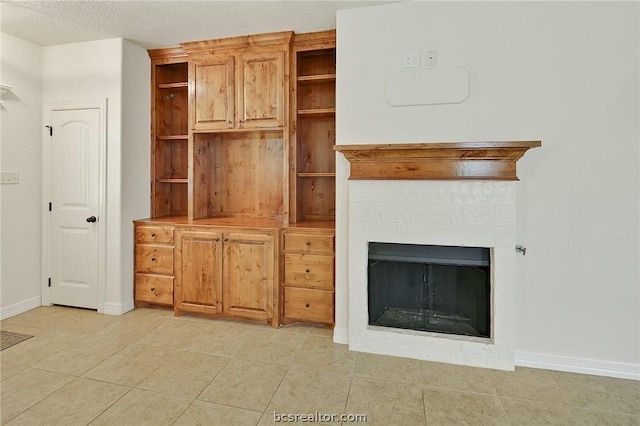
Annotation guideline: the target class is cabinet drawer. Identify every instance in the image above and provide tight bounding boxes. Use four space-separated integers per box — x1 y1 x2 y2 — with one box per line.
284 253 334 289
136 226 174 244
136 245 174 274
284 233 334 254
135 274 174 305
284 287 333 323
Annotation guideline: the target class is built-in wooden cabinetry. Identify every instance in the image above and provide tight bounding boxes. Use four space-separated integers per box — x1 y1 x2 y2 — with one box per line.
190 48 286 130
289 33 336 223
280 32 336 325
149 48 189 218
173 225 278 326
134 224 175 306
135 30 336 328
282 228 334 325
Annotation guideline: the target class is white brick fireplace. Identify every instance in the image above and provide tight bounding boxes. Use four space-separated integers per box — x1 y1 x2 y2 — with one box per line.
335 142 540 371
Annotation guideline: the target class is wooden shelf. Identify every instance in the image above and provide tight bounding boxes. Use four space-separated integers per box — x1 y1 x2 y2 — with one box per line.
157 135 188 140
157 82 188 89
297 108 335 118
156 178 188 184
192 128 284 135
297 74 336 83
335 141 542 181
297 173 335 177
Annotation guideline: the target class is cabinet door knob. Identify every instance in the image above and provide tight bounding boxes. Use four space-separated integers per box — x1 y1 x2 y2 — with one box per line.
305 303 310 308
150 287 155 292
86 216 97 223
305 269 310 273
151 257 156 262
151 233 156 238
305 241 311 246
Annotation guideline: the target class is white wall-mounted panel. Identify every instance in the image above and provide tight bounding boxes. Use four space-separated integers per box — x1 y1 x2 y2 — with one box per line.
386 66 469 106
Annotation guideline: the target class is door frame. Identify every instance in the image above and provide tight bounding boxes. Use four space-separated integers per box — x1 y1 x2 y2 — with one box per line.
41 99 108 312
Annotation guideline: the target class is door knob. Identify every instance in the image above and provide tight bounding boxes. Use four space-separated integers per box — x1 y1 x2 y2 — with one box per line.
86 216 97 223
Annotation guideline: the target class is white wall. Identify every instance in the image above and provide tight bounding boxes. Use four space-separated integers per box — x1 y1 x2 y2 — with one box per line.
336 2 639 376
120 40 150 311
43 38 149 314
0 33 44 318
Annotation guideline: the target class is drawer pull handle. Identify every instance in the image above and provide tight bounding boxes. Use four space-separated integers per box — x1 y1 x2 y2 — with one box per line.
150 287 155 292
305 241 311 246
305 303 310 308
151 257 156 262
151 233 156 237
305 269 310 273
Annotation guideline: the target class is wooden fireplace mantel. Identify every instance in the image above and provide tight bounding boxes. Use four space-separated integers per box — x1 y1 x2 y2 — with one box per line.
334 141 541 181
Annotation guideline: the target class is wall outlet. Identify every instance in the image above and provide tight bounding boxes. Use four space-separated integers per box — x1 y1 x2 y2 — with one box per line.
1 171 19 184
403 51 420 68
424 50 437 66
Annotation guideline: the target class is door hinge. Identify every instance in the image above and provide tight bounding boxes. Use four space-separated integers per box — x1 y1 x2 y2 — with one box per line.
48 277 51 287
49 202 52 212
45 125 52 137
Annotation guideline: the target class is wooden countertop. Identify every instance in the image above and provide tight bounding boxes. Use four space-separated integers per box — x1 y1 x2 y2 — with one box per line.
134 216 334 231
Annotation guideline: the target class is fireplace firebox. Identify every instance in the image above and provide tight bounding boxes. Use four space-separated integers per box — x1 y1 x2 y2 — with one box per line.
368 242 491 338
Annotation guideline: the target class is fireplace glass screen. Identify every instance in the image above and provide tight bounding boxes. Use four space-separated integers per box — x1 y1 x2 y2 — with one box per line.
368 242 490 338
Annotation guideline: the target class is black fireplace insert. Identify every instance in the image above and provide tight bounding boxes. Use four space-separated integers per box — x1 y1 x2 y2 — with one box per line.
368 242 491 338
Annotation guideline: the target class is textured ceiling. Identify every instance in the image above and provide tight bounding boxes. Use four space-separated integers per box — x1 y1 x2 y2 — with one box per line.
1 0 395 49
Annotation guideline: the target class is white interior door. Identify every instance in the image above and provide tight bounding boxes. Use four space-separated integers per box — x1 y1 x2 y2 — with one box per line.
50 107 101 309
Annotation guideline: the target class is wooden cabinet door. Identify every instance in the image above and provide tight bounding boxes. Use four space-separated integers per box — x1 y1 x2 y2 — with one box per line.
222 232 274 322
191 57 235 130
174 229 223 315
237 51 285 129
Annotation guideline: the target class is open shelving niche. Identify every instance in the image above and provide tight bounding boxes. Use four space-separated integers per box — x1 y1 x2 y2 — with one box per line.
290 43 336 225
151 54 189 218
191 129 287 221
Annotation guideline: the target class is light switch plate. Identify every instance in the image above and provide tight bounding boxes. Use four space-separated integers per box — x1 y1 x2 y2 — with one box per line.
1 171 19 184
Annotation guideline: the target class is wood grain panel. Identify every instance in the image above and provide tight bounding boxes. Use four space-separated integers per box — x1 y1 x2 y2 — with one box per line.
135 245 174 274
284 287 333 323
335 142 542 181
350 160 517 180
298 176 335 221
284 253 333 289
174 230 222 315
238 50 285 128
296 117 335 174
135 226 174 244
156 87 188 136
284 233 334 254
155 139 187 179
135 274 174 305
191 57 235 130
211 132 284 217
192 134 215 219
297 80 335 111
296 48 336 76
223 233 274 322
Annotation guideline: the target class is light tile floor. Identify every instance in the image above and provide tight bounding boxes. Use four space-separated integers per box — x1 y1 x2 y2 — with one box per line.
0 306 638 425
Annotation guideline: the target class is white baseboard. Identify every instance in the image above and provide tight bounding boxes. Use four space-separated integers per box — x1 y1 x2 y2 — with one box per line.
515 350 639 381
333 327 349 345
102 300 135 316
0 296 42 320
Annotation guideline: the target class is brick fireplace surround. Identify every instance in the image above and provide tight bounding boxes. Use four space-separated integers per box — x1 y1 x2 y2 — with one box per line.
335 142 541 371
